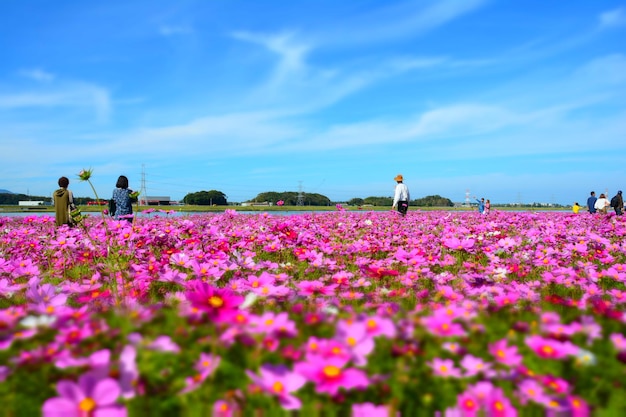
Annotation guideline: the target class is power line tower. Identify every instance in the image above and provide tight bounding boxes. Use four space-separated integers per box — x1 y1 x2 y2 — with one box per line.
296 181 304 206
139 164 148 206
465 189 471 207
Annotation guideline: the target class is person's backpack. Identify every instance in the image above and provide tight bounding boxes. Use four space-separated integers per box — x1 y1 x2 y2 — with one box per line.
610 195 619 208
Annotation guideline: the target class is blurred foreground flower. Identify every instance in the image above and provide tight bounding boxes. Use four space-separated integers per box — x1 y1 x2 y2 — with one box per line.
42 372 126 417
129 191 140 199
77 169 93 181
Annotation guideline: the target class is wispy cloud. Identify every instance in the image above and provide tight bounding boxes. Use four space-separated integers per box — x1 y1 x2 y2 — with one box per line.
0 80 111 123
598 7 626 29
159 24 193 36
315 0 489 46
18 68 55 82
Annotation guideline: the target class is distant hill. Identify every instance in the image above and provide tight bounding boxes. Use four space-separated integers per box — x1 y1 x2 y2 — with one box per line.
0 189 13 194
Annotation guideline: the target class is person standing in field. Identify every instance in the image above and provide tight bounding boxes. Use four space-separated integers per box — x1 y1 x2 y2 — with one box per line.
474 197 485 214
112 175 134 222
610 190 623 216
572 202 581 214
392 174 410 217
594 193 610 214
53 176 74 227
484 199 491 215
587 191 597 214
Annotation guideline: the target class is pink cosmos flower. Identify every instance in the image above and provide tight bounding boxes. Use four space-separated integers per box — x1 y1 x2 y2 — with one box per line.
460 354 494 378
213 399 239 417
517 378 550 406
42 372 127 417
443 237 476 251
525 335 578 360
294 355 369 396
184 280 243 322
181 353 221 394
246 364 305 410
352 403 394 417
335 319 375 366
429 357 462 378
421 315 466 337
610 333 626 351
488 339 522 367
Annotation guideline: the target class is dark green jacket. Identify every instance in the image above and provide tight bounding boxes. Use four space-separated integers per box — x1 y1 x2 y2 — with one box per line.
53 188 73 226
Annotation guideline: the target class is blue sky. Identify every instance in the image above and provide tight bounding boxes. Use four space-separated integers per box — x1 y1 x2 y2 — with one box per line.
1 0 625 205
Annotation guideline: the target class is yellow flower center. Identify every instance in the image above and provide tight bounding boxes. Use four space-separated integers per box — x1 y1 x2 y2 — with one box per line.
209 296 224 308
78 397 96 412
272 381 284 393
322 365 341 379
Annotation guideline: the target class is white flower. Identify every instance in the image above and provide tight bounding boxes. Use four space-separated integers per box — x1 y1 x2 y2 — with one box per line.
239 292 259 309
20 315 57 328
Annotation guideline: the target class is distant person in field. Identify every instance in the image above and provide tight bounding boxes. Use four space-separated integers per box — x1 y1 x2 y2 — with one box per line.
594 193 610 214
587 191 597 214
53 176 74 227
392 174 410 217
474 197 485 214
572 202 581 214
485 199 491 215
610 190 623 216
112 175 134 222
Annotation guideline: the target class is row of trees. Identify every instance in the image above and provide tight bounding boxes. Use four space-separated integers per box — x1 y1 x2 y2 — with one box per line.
250 192 331 206
182 191 228 206
347 195 454 207
0 193 106 206
1 191 455 207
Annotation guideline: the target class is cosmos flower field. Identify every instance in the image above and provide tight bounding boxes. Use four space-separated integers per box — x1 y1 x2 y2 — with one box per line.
1 210 625 416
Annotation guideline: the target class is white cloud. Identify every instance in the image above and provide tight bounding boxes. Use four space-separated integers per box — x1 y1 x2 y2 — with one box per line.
0 82 111 123
598 7 626 29
18 68 55 82
159 25 193 36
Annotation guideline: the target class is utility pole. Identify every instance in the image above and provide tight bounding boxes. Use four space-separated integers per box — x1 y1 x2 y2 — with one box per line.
297 181 304 206
139 164 148 206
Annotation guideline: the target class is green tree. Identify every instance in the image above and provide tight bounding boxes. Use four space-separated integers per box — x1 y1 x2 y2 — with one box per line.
183 190 228 205
413 195 454 207
363 196 393 206
347 198 364 206
250 191 331 206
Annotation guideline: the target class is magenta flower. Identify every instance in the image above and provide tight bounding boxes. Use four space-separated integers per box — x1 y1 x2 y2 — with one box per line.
294 355 369 396
181 353 221 394
443 237 476 251
488 339 522 367
352 403 393 417
422 314 466 337
335 320 375 366
184 280 243 322
429 357 462 378
460 354 494 378
526 335 578 360
246 364 305 410
42 372 126 417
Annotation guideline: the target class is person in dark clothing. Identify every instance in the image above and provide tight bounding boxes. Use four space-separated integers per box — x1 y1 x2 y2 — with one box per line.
112 175 134 222
587 191 597 214
53 176 74 227
611 190 623 216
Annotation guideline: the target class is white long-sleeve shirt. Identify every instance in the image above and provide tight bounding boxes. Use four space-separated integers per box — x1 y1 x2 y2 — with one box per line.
393 183 410 206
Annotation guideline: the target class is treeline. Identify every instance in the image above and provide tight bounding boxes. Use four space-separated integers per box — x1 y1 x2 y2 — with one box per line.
250 192 331 206
347 195 454 207
183 190 228 205
249 192 453 207
0 193 104 205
